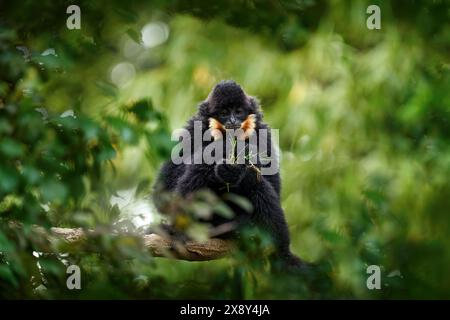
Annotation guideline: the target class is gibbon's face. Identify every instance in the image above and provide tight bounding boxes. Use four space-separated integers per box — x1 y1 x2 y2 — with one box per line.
213 105 250 129
209 111 257 141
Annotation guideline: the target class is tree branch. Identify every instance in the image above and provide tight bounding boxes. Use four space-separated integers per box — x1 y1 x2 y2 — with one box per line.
48 227 232 261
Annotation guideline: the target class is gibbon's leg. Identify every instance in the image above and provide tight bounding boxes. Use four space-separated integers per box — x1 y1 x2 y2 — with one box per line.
242 170 302 266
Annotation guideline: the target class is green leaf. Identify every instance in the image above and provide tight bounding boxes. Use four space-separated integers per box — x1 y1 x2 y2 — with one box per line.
128 99 160 122
0 167 19 193
95 81 118 98
39 258 64 276
126 28 141 44
114 7 138 23
21 165 41 184
79 118 101 141
214 202 234 219
0 265 18 288
135 179 151 197
0 119 13 135
0 138 25 158
106 116 139 144
145 129 175 158
39 179 68 203
0 231 14 252
98 144 116 161
32 53 62 70
222 194 253 213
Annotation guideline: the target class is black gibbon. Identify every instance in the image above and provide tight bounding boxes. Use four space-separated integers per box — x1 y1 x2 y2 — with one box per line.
154 80 302 267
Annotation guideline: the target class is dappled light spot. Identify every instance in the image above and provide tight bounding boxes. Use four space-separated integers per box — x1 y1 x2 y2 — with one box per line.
110 62 136 88
141 22 169 48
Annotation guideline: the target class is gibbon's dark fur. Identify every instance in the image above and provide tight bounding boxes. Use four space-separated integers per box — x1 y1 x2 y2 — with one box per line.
154 80 302 266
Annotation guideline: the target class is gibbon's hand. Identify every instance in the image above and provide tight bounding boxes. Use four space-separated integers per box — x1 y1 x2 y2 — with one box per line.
214 160 247 185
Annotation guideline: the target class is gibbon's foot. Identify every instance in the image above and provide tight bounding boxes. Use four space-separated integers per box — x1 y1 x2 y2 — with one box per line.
214 162 246 185
288 256 316 275
285 254 304 268
272 252 312 274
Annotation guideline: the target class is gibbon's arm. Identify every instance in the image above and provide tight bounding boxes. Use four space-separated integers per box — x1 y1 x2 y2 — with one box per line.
175 164 216 196
175 161 248 196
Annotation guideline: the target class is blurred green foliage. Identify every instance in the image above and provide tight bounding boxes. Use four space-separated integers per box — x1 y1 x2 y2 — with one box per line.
0 0 449 298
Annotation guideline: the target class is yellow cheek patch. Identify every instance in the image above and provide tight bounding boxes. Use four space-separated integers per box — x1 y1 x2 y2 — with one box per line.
209 114 256 141
209 117 225 141
239 114 256 140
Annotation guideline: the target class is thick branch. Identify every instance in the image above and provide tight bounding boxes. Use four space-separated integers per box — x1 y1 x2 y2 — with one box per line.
49 227 232 261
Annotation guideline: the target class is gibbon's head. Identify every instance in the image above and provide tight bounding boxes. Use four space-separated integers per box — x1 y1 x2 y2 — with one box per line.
201 80 260 140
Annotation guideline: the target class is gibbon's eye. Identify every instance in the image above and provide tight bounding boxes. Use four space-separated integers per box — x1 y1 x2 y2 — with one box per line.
235 108 244 116
219 110 228 117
